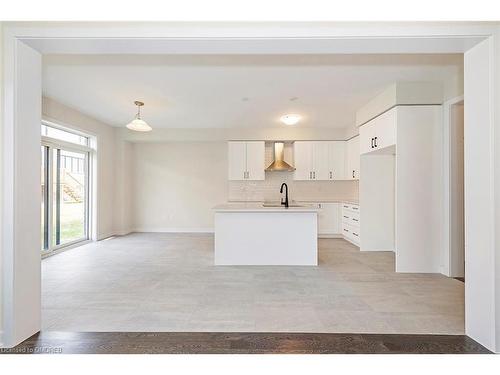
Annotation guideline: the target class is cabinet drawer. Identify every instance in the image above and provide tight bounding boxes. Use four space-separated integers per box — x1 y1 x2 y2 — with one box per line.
342 203 360 213
342 211 351 224
349 226 360 243
342 222 360 244
349 211 360 227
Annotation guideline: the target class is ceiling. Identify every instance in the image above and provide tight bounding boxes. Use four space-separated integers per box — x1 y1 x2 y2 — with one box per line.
42 54 463 129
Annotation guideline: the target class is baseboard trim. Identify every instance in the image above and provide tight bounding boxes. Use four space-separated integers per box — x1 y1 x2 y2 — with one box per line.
113 230 134 237
318 234 342 239
133 228 214 233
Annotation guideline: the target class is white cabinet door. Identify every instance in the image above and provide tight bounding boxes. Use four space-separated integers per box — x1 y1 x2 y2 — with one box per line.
318 203 341 235
346 136 360 180
359 108 397 154
359 120 375 155
312 141 330 180
228 142 247 180
245 141 265 180
375 107 397 150
328 141 346 180
293 141 313 180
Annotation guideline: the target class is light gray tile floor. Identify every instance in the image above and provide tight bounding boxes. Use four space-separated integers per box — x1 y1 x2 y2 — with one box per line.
42 233 464 334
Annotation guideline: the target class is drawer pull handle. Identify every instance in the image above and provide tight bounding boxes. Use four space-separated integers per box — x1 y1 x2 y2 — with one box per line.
343 215 349 218
353 232 359 237
352 218 359 222
343 229 349 232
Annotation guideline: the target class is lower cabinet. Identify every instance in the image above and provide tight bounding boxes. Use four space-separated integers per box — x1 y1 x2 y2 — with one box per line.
305 202 342 237
342 203 360 246
301 201 360 241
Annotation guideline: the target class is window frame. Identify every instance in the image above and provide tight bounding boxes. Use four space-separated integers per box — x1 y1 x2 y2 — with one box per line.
41 121 95 255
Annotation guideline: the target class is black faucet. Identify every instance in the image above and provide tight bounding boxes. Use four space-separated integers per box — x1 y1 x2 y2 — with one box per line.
280 183 289 208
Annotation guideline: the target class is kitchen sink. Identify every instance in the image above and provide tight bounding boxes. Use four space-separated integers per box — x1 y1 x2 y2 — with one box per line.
262 202 305 208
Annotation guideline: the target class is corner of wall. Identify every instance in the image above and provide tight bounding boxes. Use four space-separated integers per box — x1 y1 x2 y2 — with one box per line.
0 20 4 347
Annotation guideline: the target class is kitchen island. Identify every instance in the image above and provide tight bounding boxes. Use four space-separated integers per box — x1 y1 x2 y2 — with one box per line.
213 203 319 265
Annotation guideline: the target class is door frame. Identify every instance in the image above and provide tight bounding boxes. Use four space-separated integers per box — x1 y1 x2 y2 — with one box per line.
1 22 499 351
442 95 465 277
40 137 92 255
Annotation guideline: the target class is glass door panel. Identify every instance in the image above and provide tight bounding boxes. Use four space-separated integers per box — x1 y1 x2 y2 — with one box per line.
41 145 49 251
53 148 88 246
48 147 88 249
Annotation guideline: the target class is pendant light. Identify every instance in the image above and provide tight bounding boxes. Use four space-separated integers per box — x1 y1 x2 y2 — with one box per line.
126 101 152 132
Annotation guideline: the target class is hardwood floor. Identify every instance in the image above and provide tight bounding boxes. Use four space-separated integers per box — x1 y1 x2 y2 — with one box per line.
1 332 490 354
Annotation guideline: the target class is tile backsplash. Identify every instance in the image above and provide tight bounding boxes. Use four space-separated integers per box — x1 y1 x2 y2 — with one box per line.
228 172 359 202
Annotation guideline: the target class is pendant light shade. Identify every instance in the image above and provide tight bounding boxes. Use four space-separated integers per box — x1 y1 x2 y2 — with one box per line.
126 101 152 132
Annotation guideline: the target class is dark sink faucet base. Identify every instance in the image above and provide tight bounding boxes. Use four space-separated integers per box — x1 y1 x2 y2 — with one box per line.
280 183 289 208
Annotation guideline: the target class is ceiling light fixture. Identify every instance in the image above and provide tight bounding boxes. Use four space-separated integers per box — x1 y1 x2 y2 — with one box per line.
126 101 152 132
280 114 301 126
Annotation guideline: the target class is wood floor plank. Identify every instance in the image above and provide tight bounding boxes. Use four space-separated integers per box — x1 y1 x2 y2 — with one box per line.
0 332 491 354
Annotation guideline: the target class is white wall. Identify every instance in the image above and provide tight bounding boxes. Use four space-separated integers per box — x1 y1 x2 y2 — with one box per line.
395 106 443 273
359 153 395 252
0 21 4 346
42 97 129 239
131 142 228 232
355 82 444 126
1 38 42 348
113 139 133 235
449 102 465 277
464 37 496 351
495 27 500 356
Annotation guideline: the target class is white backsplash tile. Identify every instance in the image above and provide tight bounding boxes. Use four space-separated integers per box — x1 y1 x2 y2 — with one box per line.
228 172 359 202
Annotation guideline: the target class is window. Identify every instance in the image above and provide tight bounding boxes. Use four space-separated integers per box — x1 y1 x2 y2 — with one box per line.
41 123 89 146
41 122 93 253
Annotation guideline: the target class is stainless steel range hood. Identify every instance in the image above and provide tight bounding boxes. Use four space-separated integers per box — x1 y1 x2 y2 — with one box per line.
265 142 295 172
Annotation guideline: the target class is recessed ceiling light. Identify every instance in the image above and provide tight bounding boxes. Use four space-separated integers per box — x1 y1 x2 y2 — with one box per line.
280 114 301 126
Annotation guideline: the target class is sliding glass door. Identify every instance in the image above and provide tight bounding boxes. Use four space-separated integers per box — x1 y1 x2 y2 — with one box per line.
41 123 91 253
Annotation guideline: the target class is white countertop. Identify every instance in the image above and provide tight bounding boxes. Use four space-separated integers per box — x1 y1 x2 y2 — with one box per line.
297 199 359 205
213 202 320 213
227 199 359 205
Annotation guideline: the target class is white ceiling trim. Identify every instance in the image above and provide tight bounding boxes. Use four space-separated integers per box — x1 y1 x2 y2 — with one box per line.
25 36 485 55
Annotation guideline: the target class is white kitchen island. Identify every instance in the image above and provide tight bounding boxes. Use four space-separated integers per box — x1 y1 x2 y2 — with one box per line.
213 203 319 265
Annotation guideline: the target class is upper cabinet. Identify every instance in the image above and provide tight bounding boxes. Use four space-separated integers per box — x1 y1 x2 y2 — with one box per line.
346 136 360 180
360 107 397 155
294 141 346 181
228 139 360 182
328 141 346 180
228 141 265 180
293 141 314 180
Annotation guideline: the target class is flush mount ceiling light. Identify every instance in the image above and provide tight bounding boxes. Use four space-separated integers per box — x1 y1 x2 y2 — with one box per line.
126 101 152 132
280 114 301 126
